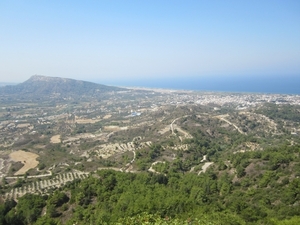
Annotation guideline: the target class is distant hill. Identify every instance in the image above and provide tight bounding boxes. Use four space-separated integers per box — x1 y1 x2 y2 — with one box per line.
0 82 17 87
0 75 126 100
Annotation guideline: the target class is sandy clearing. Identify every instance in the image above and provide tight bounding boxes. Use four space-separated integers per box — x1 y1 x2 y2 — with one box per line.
170 144 189 151
103 126 128 131
50 135 61 144
16 123 31 128
0 158 5 178
75 116 101 124
103 114 112 119
158 125 170 135
63 133 104 144
103 126 120 131
9 150 39 175
198 162 214 175
75 119 100 124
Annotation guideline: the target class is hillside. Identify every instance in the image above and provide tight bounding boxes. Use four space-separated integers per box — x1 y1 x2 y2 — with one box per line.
0 82 299 224
0 75 126 100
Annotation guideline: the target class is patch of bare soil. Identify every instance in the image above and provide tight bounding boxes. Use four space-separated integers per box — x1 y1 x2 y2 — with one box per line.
103 114 112 119
16 123 31 128
50 135 61 144
245 161 265 177
103 126 128 131
198 162 214 175
158 125 170 135
244 162 256 176
233 142 261 154
9 150 39 175
75 116 101 124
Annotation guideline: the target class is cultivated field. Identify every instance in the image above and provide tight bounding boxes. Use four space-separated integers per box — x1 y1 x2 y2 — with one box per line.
50 135 61 143
9 150 39 175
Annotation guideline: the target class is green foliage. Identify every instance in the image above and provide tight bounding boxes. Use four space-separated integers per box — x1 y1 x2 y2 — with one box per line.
1 159 300 225
117 212 215 225
256 103 300 122
1 112 300 225
3 194 46 225
38 162 46 170
0 199 16 225
13 178 24 188
50 144 66 153
268 216 300 225
48 191 69 207
34 216 59 225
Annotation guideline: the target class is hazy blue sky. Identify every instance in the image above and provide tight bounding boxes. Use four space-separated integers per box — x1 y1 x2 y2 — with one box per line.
1 0 299 83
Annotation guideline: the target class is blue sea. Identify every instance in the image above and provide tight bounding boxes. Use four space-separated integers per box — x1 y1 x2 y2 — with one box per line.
103 75 300 95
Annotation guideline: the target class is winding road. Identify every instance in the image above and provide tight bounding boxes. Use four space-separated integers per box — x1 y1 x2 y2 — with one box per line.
216 115 246 135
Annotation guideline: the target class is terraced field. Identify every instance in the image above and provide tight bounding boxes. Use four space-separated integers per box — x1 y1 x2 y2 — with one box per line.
4 171 89 200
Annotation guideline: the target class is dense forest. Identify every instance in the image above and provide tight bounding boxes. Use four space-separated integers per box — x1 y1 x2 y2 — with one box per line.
256 103 300 122
1 142 300 224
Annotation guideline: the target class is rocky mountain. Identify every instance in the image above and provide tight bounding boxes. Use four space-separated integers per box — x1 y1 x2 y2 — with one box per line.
0 75 126 100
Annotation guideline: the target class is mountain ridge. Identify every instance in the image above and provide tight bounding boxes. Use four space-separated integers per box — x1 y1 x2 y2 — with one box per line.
0 75 126 100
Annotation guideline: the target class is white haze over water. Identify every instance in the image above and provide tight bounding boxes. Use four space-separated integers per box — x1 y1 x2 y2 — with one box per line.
98 75 300 95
